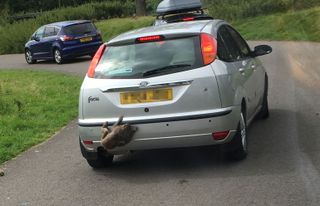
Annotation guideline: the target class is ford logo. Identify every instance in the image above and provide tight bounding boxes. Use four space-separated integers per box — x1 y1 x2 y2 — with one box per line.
139 81 149 88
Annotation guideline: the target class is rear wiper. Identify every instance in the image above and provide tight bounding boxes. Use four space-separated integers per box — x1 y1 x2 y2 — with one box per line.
142 64 191 77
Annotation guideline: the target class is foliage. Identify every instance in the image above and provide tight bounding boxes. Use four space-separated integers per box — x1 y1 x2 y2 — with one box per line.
95 16 154 41
204 0 320 21
1 0 131 14
0 70 82 164
234 6 320 42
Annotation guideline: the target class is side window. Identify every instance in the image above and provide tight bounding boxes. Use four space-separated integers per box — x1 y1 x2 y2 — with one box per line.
34 26 45 39
217 26 242 62
217 29 232 61
226 26 251 58
43 26 56 38
54 27 60 35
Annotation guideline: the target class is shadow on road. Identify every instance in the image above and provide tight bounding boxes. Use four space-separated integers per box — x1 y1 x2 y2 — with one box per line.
35 56 92 65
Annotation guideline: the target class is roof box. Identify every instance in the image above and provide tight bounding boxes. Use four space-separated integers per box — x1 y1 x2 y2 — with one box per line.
156 0 202 15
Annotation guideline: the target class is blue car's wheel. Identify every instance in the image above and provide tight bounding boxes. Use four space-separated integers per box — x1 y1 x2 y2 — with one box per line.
54 49 63 64
25 49 36 64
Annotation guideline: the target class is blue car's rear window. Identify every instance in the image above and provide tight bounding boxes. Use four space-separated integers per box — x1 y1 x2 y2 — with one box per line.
63 23 96 36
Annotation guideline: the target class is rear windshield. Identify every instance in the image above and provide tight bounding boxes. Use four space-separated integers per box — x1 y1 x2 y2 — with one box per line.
94 36 202 79
63 22 96 36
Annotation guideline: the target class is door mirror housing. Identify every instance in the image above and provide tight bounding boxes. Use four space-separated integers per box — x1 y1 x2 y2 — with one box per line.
31 35 40 41
252 45 272 57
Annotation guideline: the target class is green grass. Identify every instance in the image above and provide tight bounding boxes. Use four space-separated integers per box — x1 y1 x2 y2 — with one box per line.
95 16 154 41
233 6 320 42
205 0 320 21
0 70 82 164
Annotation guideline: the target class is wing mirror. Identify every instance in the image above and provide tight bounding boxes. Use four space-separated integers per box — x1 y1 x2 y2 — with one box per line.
252 45 272 57
31 35 40 41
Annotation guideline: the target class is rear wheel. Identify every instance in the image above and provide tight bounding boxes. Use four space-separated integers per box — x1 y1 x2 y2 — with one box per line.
25 49 36 64
222 112 248 161
80 140 114 168
53 49 63 64
86 152 114 169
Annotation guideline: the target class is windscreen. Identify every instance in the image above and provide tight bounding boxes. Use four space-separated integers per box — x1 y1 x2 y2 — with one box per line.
94 36 202 79
63 22 96 36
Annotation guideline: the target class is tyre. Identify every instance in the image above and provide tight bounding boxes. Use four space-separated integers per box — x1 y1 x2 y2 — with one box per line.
53 49 63 64
258 75 269 119
79 140 114 168
25 49 36 64
222 112 248 161
86 153 114 169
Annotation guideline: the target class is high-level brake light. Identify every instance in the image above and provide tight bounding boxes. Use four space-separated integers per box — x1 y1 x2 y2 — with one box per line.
183 17 195 21
136 35 164 43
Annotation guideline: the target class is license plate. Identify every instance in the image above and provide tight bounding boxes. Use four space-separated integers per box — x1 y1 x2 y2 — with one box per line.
120 88 173 104
80 37 92 43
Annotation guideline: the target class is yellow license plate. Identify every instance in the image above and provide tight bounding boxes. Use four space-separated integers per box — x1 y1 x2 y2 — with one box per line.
80 37 92 43
120 88 173 104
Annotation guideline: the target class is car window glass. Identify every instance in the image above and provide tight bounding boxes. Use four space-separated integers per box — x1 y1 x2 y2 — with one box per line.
44 26 56 37
95 36 202 79
217 26 242 61
63 22 96 36
217 29 233 61
226 26 251 58
34 26 45 39
54 27 60 35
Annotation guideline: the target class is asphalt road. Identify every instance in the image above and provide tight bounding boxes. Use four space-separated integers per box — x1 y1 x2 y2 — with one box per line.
0 41 320 206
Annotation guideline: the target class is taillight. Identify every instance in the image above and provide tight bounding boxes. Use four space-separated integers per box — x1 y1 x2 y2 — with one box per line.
212 131 230 140
87 44 106 78
136 35 164 43
83 140 93 145
60 35 74 41
200 33 217 65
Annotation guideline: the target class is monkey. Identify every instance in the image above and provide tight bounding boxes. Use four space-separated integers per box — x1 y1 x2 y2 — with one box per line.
101 116 137 150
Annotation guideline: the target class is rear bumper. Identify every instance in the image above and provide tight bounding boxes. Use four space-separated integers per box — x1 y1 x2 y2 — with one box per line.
61 41 102 58
78 106 240 155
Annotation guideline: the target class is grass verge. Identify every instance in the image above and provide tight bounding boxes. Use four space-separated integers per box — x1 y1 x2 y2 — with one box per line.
233 6 320 42
0 70 82 164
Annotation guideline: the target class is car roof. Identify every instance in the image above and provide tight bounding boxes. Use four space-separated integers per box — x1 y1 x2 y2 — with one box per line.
45 20 92 28
107 19 225 46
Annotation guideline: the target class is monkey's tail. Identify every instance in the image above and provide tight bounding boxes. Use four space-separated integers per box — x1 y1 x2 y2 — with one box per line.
114 115 124 127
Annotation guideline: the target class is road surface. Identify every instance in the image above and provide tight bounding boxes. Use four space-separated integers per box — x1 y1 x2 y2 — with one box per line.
0 41 320 206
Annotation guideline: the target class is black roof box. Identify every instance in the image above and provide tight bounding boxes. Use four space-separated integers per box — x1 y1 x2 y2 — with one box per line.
156 0 202 15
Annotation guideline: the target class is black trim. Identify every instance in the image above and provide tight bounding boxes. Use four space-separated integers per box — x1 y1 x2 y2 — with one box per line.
78 109 232 127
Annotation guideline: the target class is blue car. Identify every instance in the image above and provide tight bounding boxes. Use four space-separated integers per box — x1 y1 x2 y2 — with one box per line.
25 20 103 64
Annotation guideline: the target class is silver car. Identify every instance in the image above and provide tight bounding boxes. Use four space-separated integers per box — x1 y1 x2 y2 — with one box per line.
78 19 272 168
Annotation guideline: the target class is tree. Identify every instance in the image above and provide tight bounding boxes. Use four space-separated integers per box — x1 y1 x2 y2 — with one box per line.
135 0 146 16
